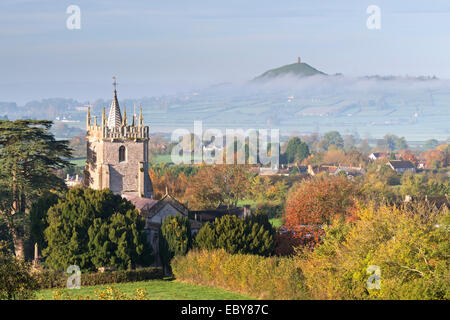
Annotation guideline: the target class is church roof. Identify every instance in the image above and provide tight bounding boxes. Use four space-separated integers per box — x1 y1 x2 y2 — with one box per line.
123 193 189 219
123 195 159 212
388 160 415 169
146 194 189 219
107 78 122 128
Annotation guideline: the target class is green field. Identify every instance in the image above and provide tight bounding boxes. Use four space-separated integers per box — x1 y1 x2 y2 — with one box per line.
150 154 172 164
36 279 255 300
69 157 86 167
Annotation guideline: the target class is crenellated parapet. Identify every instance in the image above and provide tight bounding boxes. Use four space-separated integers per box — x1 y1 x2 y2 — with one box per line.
87 117 149 141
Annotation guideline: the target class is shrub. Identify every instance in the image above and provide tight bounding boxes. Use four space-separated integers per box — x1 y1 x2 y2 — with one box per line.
0 242 38 300
297 203 450 300
43 188 153 271
195 214 275 256
171 249 307 299
254 202 284 220
52 286 149 300
35 267 163 289
159 214 192 274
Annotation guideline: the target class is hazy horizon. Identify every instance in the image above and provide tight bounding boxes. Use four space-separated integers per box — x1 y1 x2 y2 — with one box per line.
2 1 450 103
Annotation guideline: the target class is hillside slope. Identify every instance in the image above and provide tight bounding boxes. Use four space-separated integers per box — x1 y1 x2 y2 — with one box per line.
254 62 327 80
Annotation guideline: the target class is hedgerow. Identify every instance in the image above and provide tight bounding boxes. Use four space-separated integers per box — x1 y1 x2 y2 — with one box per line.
171 249 308 299
35 267 163 289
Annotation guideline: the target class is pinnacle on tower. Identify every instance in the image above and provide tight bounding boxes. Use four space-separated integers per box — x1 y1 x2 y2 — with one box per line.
139 106 143 127
86 106 91 129
123 106 127 126
102 107 106 127
132 104 136 126
107 76 122 128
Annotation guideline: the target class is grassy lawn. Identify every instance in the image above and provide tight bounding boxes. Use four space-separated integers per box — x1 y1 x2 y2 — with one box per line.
36 279 255 300
236 199 258 207
269 218 283 228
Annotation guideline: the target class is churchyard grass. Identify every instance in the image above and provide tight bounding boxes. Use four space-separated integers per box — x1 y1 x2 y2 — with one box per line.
35 279 256 300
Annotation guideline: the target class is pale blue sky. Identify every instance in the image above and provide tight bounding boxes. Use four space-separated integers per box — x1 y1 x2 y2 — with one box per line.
1 0 450 103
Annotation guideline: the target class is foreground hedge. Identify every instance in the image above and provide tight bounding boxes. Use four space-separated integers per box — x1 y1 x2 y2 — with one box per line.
171 249 307 299
35 267 163 289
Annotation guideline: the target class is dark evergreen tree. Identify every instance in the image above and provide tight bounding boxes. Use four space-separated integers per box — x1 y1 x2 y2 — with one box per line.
159 214 192 274
195 214 275 256
283 137 310 164
29 192 59 255
43 188 153 271
0 120 71 259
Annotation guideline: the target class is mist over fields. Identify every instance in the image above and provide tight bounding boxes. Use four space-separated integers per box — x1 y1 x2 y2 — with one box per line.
1 74 449 141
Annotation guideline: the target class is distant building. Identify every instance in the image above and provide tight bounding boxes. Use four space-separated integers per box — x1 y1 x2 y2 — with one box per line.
65 174 82 188
190 205 252 223
307 165 338 176
368 152 390 161
333 166 366 178
387 160 416 173
307 165 365 178
403 195 449 210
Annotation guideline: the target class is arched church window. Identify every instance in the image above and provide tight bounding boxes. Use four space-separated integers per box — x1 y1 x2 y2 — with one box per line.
119 145 126 162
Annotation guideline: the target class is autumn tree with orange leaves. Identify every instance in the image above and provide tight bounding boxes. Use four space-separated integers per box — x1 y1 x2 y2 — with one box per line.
276 176 360 255
148 168 189 200
284 175 360 227
184 165 250 210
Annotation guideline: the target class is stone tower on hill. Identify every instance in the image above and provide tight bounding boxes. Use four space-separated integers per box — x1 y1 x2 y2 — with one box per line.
84 78 153 198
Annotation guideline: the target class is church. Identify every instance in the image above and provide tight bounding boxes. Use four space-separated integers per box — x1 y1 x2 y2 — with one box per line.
84 78 153 198
84 78 201 265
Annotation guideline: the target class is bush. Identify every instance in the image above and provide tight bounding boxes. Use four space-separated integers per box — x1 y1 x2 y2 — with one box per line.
195 214 275 256
174 203 449 300
297 204 450 300
171 249 307 299
43 188 153 271
0 242 38 300
35 267 163 289
159 214 192 274
254 202 284 220
52 286 149 300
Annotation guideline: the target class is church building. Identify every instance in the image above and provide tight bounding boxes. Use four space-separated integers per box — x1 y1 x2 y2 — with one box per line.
84 79 202 265
84 78 153 198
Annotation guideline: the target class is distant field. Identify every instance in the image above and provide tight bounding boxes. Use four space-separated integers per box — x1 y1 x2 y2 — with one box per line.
69 158 86 167
36 279 255 300
150 154 172 164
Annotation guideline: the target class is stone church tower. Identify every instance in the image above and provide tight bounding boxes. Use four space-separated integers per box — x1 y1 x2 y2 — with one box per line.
84 79 153 198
